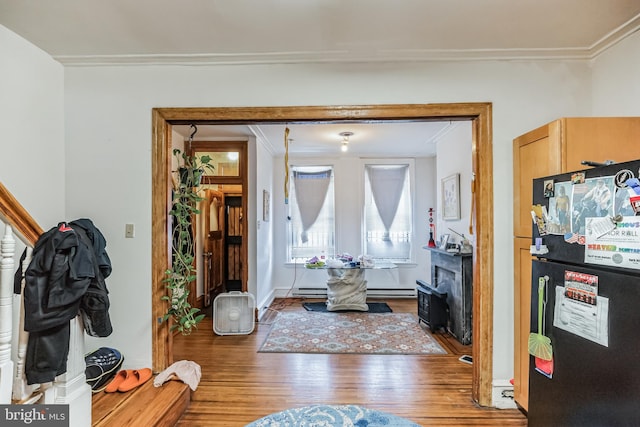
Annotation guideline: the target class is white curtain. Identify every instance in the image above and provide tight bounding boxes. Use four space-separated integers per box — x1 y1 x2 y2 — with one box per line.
366 165 408 241
293 169 332 243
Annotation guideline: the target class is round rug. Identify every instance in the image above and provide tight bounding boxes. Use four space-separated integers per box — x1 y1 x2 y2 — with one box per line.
246 404 421 426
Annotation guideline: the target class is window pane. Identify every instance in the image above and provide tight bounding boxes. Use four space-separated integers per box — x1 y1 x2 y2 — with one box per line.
287 166 335 262
194 150 240 177
364 164 412 262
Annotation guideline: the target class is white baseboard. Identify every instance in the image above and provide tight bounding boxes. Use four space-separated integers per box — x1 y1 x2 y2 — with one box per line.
367 288 416 297
290 287 326 297
257 290 276 321
492 379 517 409
289 287 416 298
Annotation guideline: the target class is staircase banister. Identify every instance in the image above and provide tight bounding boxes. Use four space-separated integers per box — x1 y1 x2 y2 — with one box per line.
0 182 43 245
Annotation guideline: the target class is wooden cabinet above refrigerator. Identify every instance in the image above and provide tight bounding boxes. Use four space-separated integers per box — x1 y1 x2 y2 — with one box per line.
513 117 640 239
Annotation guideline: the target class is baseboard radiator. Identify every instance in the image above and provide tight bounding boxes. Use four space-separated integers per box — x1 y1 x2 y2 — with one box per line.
292 287 416 298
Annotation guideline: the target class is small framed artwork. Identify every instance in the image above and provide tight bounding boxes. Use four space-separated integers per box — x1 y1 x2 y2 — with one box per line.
442 173 461 220
263 190 270 222
439 234 450 250
543 179 554 198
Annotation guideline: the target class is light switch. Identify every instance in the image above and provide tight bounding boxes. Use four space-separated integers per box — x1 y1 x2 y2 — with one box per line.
125 223 135 238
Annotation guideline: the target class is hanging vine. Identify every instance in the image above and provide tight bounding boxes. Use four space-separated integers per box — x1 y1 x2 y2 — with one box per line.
161 135 214 334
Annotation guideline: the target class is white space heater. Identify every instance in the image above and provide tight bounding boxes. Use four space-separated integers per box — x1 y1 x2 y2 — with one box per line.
212 291 256 335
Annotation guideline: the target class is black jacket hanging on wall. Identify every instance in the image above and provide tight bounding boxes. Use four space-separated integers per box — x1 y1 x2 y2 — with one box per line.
16 218 113 384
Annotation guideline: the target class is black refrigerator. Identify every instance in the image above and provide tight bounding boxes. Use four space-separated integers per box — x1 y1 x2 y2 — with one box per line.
527 159 640 427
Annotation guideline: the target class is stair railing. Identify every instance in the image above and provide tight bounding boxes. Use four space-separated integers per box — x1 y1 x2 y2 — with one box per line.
0 180 40 404
0 181 91 427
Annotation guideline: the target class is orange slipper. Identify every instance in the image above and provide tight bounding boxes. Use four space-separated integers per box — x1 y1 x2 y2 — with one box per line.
105 370 128 393
118 368 153 392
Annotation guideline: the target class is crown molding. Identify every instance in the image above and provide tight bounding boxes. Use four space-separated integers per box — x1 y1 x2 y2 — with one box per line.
53 48 593 67
589 13 640 59
53 14 640 67
248 125 277 156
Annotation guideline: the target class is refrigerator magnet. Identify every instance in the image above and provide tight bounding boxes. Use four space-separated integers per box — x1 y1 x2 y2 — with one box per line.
571 172 586 184
531 205 549 236
631 195 640 214
626 177 640 195
544 180 554 198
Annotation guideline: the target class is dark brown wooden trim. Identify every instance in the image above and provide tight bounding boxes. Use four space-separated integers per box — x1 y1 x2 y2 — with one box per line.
155 104 484 123
0 181 43 245
151 103 494 406
151 109 171 372
471 103 493 406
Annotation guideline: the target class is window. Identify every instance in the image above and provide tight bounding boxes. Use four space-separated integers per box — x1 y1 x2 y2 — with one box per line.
287 166 335 263
363 163 413 263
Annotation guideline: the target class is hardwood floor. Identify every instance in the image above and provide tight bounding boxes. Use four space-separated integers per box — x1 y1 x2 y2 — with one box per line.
173 298 527 426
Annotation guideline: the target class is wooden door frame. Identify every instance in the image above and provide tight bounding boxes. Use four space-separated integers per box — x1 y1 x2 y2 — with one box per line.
151 103 494 406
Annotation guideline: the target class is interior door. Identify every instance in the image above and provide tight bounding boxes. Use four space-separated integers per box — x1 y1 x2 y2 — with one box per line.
224 195 243 291
203 189 225 305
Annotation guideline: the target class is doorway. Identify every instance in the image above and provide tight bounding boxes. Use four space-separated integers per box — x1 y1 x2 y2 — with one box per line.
188 140 248 305
151 103 494 406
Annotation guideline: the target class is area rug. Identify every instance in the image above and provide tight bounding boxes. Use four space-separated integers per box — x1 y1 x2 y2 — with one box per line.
246 404 421 427
258 311 447 355
303 301 392 313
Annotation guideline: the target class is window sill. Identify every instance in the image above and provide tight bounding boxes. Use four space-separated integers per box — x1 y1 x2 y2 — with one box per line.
284 262 417 268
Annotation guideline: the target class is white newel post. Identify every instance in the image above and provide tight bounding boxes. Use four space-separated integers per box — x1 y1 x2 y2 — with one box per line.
0 225 15 403
12 247 37 403
43 316 91 427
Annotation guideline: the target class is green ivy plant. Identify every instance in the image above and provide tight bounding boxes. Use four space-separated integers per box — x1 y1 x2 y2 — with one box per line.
161 148 214 334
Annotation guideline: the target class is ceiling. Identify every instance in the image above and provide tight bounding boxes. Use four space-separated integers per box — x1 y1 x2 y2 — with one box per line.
173 122 457 157
1 1 639 64
2 1 638 156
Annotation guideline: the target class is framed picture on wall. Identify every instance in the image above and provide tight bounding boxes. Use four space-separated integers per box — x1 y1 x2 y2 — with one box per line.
442 173 461 220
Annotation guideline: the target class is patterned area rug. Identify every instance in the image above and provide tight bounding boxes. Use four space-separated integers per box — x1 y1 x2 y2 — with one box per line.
258 311 447 355
246 404 421 427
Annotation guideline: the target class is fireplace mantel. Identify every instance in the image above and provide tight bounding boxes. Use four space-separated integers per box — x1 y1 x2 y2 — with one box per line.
425 247 473 345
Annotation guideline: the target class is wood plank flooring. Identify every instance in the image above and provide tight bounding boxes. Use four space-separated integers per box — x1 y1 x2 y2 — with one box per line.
173 298 527 426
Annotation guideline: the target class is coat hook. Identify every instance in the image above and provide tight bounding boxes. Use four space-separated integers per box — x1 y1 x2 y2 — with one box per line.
189 124 198 141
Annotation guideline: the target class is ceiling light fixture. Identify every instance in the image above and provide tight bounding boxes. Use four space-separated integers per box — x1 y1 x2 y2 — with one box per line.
339 131 353 152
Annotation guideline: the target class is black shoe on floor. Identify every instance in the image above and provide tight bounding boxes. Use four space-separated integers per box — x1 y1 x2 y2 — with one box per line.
85 347 124 393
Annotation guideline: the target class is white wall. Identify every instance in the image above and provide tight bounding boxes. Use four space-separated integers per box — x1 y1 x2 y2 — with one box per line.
414 156 438 282
0 25 65 228
256 136 275 311
0 27 65 366
591 30 640 116
435 123 473 246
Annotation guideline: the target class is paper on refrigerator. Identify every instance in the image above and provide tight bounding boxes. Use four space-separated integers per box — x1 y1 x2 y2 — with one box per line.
553 285 609 347
584 215 640 270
